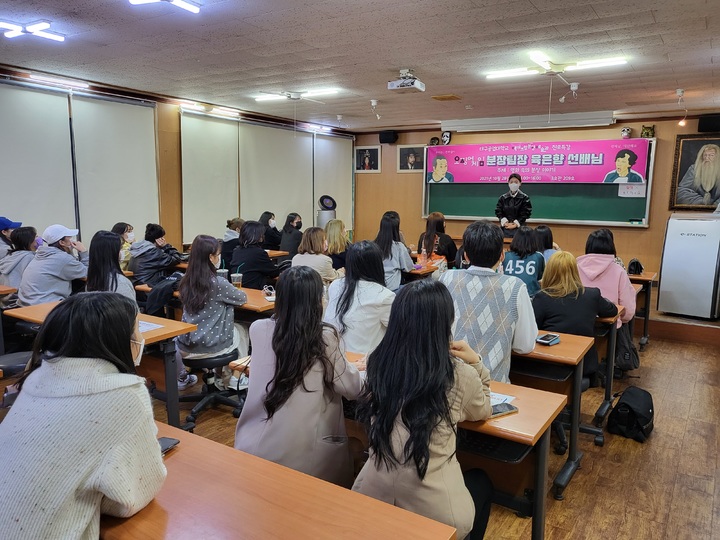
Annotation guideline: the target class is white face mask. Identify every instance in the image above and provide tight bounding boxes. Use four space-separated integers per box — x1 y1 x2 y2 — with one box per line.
132 338 145 366
509 183 520 193
269 219 276 228
213 256 221 269
126 232 135 242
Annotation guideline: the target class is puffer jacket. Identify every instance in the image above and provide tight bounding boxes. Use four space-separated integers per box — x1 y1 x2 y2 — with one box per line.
128 240 183 286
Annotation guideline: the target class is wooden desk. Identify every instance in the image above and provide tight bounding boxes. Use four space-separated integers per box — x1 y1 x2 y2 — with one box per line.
594 306 625 427
3 302 196 428
174 262 188 271
407 265 437 277
511 332 593 500
0 285 17 295
135 284 274 314
629 271 657 351
100 423 457 540
266 249 288 259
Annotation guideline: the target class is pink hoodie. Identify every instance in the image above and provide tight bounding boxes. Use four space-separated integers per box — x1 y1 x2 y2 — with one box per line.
576 253 636 326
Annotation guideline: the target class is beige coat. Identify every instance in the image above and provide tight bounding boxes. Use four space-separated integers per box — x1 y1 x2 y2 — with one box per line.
352 360 491 539
234 319 362 487
291 252 343 284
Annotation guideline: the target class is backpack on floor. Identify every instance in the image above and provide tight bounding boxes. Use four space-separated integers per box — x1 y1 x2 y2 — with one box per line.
607 386 654 442
615 323 640 372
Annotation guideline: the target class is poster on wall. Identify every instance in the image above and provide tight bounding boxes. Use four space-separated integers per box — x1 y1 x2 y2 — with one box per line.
425 138 650 184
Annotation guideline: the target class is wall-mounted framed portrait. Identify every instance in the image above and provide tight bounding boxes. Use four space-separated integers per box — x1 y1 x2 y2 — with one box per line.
397 145 425 173
670 134 720 210
355 146 381 173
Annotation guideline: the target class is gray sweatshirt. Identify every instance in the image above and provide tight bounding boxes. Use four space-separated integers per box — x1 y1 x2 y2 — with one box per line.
0 250 35 307
18 245 89 306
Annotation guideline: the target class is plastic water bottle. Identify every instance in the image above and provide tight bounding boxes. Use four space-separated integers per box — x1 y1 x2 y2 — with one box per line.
419 248 428 267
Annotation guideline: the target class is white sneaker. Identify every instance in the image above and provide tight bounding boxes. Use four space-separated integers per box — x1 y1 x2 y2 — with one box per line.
177 373 198 390
228 374 249 391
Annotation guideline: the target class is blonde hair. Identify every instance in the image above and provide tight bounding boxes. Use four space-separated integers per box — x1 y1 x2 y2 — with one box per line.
298 227 326 255
226 217 244 231
541 251 584 299
325 219 348 255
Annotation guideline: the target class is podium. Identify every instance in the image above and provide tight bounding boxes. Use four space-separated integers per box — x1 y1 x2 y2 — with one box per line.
658 213 720 318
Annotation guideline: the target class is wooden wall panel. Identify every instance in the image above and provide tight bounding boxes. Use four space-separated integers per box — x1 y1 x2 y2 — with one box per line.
156 103 183 248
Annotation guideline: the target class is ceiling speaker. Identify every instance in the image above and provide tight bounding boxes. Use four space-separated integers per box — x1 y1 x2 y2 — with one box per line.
379 130 398 144
697 114 720 133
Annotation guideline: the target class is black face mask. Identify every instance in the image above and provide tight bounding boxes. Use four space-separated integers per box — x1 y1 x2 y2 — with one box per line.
295 221 302 230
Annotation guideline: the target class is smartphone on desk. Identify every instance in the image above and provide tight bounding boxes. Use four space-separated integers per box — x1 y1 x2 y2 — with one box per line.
536 333 560 346
491 403 518 419
158 437 180 455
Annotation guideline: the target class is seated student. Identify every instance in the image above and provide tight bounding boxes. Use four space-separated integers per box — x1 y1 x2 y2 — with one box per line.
221 217 244 270
229 221 280 290
417 211 457 267
353 280 493 540
0 292 166 539
111 222 135 271
533 252 618 379
374 211 414 291
177 235 248 390
86 231 137 304
325 219 351 270
234 266 362 487
279 212 303 261
128 223 184 286
535 225 560 263
439 221 537 383
0 226 38 308
323 241 395 354
502 226 545 297
18 224 89 306
0 216 22 260
291 227 344 284
259 211 282 251
577 228 636 327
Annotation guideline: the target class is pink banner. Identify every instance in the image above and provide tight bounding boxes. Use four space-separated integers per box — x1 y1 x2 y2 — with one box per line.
425 138 650 184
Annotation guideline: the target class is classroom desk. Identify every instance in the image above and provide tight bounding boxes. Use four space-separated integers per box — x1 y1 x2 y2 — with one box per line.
3 302 196 428
135 284 275 314
629 271 657 351
594 306 625 427
0 285 17 296
175 251 288 272
406 265 438 278
511 332 594 500
100 422 457 540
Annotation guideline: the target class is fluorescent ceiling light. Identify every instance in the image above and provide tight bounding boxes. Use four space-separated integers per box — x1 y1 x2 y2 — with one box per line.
566 57 626 71
302 89 338 98
129 0 162 4
0 22 22 32
486 68 540 79
31 30 64 42
529 50 551 70
29 74 89 88
4 29 24 38
210 107 240 117
1 20 64 41
129 0 200 13
255 94 287 102
25 22 50 32
441 111 615 132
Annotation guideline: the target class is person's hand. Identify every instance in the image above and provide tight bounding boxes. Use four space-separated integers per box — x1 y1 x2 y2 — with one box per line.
552 242 560 250
71 240 87 253
450 340 480 365
155 237 167 247
354 356 367 371
505 222 518 230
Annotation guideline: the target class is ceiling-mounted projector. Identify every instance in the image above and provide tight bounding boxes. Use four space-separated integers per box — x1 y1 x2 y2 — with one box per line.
388 68 425 92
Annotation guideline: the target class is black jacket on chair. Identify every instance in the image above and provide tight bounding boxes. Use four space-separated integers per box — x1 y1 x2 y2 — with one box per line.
229 245 280 290
128 241 184 286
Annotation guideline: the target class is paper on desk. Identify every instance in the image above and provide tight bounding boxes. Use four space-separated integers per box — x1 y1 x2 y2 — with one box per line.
138 320 164 333
490 392 515 406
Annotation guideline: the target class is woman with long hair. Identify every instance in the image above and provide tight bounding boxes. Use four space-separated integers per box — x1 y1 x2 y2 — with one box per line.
325 219 351 270
279 212 303 261
353 279 493 539
234 266 362 486
0 292 166 538
533 252 617 378
229 221 280 290
86 230 136 303
502 225 545 297
291 226 344 284
221 217 245 270
259 211 282 250
111 222 135 271
0 226 38 308
417 211 457 266
177 235 248 388
374 211 413 291
324 241 394 354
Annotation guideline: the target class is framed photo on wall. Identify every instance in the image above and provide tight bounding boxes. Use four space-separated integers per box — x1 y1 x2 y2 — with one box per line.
670 134 720 210
397 145 425 173
355 146 381 173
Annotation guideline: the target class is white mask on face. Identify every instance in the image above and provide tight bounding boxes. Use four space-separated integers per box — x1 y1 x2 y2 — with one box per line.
509 183 520 193
132 338 145 366
269 219 276 229
214 257 221 269
126 232 135 242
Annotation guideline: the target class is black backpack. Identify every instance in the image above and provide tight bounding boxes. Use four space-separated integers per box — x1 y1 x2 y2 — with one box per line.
607 386 654 442
627 258 644 275
615 323 640 372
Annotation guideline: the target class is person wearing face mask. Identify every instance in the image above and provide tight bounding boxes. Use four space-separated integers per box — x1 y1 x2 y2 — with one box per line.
229 221 280 290
86 231 137 304
291 227 344 285
0 292 167 539
279 212 303 262
495 173 532 238
128 223 184 286
18 224 89 306
259 211 282 251
177 235 248 390
221 217 245 270
0 226 39 308
111 222 135 271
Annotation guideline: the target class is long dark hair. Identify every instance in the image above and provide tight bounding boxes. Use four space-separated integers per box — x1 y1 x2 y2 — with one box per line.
282 212 300 234
374 211 402 258
9 227 37 253
259 211 275 227
509 226 537 258
18 292 138 389
239 221 265 248
178 235 219 315
422 211 445 255
335 241 385 333
264 266 339 419
356 280 456 480
86 231 124 293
